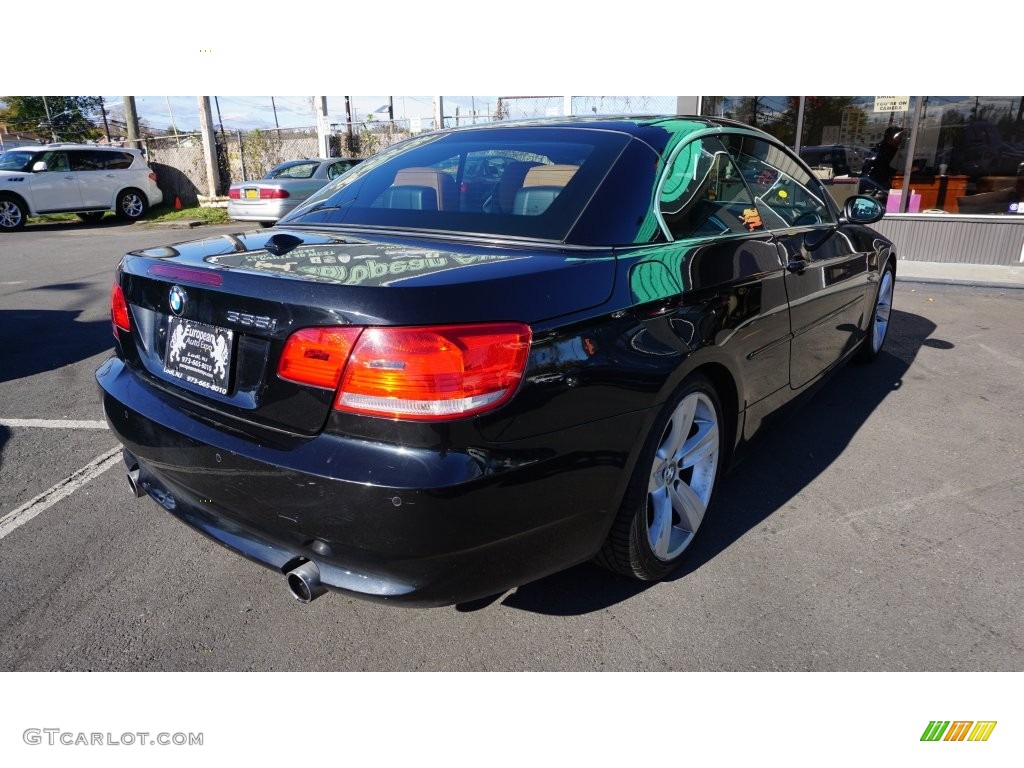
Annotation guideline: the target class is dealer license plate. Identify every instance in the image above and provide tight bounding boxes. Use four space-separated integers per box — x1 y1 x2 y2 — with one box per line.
163 317 234 395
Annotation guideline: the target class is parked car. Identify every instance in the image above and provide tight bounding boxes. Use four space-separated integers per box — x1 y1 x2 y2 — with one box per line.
97 117 894 606
227 157 365 226
799 144 874 177
0 143 163 230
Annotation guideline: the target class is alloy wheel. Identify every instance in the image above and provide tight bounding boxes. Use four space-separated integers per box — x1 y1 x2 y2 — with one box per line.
122 193 144 219
0 200 24 229
646 391 720 561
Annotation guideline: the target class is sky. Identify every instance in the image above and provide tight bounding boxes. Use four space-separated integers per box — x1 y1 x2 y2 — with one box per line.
107 96 487 133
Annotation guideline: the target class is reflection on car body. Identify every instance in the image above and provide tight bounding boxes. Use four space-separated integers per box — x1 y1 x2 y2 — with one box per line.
226 157 365 227
97 116 895 606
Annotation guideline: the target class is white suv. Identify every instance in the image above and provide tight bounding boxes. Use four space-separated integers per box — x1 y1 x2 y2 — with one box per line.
0 143 164 231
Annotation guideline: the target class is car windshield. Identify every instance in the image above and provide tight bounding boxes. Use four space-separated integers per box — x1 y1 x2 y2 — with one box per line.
280 127 633 242
0 150 36 171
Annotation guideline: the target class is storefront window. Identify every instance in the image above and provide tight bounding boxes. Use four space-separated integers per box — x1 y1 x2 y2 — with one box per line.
702 96 1024 216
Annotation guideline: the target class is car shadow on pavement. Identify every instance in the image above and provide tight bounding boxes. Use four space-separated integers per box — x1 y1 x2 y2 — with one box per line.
0 425 8 473
23 219 129 233
0 309 113 384
497 308 952 616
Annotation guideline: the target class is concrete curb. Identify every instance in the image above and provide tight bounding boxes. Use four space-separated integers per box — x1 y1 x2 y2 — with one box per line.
895 260 1024 289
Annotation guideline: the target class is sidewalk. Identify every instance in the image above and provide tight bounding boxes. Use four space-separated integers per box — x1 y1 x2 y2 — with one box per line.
896 259 1024 289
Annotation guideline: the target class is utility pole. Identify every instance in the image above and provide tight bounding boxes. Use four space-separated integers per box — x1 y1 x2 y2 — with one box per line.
123 97 141 149
344 96 354 154
214 97 226 142
271 96 281 138
388 97 394 122
165 96 180 146
198 97 221 198
99 97 111 143
433 96 444 130
41 96 57 142
315 97 330 158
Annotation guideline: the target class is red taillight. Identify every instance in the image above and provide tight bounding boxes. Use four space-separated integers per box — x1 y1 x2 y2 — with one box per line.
278 327 363 389
337 323 531 420
148 171 158 182
259 188 290 199
228 188 241 199
277 323 531 419
111 283 131 334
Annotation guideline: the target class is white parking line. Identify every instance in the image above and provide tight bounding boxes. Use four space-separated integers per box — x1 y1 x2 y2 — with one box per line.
0 418 108 429
0 447 122 541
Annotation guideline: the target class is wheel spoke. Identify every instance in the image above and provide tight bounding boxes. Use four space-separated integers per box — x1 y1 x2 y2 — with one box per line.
656 395 696 462
680 420 718 469
648 487 674 559
670 480 706 534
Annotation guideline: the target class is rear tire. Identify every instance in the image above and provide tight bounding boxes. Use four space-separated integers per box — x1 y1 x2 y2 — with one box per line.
115 189 148 221
258 221 275 228
596 373 724 580
0 195 26 231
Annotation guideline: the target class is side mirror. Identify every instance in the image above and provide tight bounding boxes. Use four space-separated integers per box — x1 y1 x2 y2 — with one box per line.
844 195 884 224
31 160 48 172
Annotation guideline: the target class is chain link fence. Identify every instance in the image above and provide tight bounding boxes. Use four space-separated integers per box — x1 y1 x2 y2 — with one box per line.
571 96 678 117
328 118 413 158
144 134 208 206
220 127 319 183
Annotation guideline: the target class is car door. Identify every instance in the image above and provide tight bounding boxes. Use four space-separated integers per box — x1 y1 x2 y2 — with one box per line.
723 134 871 390
651 134 792 409
27 150 82 212
71 149 122 209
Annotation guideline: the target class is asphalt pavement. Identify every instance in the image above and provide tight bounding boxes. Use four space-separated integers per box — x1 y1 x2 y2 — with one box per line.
0 219 1022 671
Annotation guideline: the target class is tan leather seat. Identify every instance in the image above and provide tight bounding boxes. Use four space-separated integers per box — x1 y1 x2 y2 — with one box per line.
521 164 579 189
513 164 579 216
391 167 458 211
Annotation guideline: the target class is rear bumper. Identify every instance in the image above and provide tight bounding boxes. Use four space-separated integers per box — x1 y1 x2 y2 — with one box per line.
96 357 639 606
226 199 296 222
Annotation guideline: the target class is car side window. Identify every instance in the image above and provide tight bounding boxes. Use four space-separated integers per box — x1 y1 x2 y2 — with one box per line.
70 151 103 171
723 135 835 229
327 161 351 180
103 151 135 170
39 151 70 173
659 135 764 239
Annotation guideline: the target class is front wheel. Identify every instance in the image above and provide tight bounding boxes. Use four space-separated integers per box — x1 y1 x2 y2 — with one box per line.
0 195 27 231
596 374 724 580
115 189 148 221
858 262 895 362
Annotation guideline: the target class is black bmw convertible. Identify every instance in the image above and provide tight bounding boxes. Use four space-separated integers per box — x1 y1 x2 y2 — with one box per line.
97 116 895 606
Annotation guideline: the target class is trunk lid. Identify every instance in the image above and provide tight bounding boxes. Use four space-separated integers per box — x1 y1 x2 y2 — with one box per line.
117 227 614 435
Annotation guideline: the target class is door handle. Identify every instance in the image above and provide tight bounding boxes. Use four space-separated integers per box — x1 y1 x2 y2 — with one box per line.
64 175 76 180
105 174 116 178
786 258 809 274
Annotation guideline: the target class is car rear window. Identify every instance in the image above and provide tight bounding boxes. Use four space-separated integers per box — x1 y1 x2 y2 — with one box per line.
280 127 633 242
269 162 319 179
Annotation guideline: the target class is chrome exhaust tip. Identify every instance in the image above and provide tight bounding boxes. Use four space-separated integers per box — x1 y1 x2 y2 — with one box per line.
126 466 144 498
286 561 326 603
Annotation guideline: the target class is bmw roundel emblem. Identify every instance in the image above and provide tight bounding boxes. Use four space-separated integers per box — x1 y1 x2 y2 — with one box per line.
168 285 187 316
